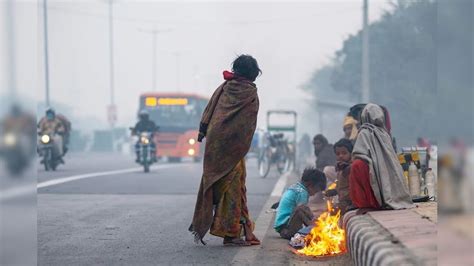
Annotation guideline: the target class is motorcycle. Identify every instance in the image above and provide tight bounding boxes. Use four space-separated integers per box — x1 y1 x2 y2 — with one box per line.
258 133 291 178
37 133 61 171
0 131 33 175
131 128 156 173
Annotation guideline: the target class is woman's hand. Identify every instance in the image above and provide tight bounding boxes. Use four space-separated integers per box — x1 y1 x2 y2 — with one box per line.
198 132 205 142
198 123 208 142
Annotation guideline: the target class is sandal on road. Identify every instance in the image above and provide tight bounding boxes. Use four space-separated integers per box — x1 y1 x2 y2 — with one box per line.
246 238 261 246
223 237 251 247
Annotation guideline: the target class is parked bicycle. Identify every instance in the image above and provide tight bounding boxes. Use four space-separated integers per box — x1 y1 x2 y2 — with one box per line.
258 132 291 178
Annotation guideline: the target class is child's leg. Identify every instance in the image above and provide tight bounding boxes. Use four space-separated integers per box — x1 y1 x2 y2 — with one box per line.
280 205 313 239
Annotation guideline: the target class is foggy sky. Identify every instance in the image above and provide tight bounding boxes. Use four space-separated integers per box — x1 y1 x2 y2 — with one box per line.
1 0 391 135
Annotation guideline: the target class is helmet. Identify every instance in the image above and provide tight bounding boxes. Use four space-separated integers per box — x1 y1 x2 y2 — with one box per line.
46 107 56 120
46 107 55 115
138 110 149 120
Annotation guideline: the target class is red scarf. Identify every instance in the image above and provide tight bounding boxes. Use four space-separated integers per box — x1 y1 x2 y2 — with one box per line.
223 70 234 80
222 70 254 84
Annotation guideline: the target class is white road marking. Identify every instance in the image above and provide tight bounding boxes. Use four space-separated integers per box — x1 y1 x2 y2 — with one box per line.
37 164 181 189
254 171 290 238
271 171 288 197
0 185 36 202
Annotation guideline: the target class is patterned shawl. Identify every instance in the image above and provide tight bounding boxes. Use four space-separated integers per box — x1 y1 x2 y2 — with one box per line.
189 78 259 244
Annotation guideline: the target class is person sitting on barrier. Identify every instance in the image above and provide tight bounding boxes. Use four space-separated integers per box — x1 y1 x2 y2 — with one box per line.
333 138 354 215
350 103 413 212
274 167 327 239
343 115 358 143
313 134 337 171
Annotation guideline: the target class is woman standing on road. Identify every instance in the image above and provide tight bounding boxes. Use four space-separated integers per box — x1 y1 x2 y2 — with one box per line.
189 55 261 246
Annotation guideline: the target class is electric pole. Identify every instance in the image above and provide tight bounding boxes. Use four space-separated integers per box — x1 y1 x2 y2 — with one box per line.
138 27 171 91
108 0 116 113
105 0 117 152
43 0 51 107
174 52 181 92
5 0 17 103
361 0 370 103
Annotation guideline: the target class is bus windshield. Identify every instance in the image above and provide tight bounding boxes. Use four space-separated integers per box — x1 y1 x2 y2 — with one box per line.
140 96 207 130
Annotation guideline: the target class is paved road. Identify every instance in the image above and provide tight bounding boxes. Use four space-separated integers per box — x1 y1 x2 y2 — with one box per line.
0 159 37 266
38 152 282 265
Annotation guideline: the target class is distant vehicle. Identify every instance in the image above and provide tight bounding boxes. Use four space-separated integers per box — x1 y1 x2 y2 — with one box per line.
0 131 32 175
130 128 155 172
258 132 291 178
139 92 208 162
37 132 61 171
258 110 297 178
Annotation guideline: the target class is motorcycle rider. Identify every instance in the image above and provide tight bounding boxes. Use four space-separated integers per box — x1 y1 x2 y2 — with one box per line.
1 104 37 174
56 113 72 155
131 110 158 163
2 104 36 144
38 109 71 156
38 108 66 163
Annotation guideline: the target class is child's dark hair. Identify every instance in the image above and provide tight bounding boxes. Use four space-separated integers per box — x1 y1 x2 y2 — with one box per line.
334 138 354 153
232 54 262 82
301 167 327 191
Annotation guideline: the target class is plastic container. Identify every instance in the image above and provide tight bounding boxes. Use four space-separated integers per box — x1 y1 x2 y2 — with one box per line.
425 168 436 199
403 171 409 188
408 161 421 197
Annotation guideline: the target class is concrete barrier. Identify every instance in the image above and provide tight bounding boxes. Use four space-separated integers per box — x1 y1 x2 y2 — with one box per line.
344 210 425 266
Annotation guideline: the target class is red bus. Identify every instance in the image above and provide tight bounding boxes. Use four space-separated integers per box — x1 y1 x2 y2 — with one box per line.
139 92 208 162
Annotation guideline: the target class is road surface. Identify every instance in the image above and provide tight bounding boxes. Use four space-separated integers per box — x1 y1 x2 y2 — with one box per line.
38 152 282 265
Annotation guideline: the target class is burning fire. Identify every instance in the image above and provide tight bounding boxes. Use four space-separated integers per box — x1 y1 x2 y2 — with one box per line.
296 201 346 257
327 182 337 190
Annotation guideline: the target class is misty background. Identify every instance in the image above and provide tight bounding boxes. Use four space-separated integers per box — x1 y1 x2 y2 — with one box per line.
1 0 393 145
1 0 472 148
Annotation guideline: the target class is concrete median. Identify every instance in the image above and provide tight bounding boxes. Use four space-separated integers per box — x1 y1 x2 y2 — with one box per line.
344 202 437 266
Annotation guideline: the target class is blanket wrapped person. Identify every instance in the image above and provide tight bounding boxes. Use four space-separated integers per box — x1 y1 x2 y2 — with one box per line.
189 71 259 244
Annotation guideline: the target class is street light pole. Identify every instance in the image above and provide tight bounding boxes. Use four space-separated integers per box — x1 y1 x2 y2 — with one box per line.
152 28 157 91
361 0 370 103
43 0 51 107
5 0 17 103
106 0 118 152
108 0 115 107
174 52 181 92
138 27 171 91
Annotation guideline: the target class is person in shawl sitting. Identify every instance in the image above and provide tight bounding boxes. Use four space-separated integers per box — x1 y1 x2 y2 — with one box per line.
350 103 413 211
312 134 337 172
189 55 261 246
343 115 358 143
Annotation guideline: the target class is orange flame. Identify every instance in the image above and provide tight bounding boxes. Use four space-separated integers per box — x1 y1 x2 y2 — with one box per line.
296 201 346 257
327 182 337 190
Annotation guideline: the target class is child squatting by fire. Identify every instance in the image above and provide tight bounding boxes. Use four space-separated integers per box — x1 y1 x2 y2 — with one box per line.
273 168 327 240
273 140 353 241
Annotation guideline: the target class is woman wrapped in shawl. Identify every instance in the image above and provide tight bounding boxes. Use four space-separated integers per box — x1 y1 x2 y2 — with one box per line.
343 115 358 142
189 55 261 246
350 103 413 211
